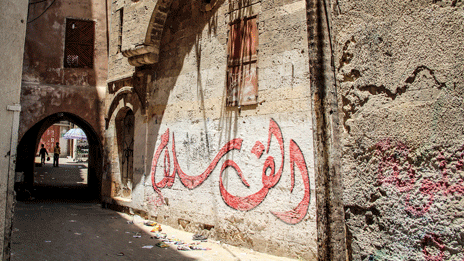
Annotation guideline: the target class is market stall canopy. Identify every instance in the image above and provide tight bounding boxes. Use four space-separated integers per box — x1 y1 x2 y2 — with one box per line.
63 128 87 140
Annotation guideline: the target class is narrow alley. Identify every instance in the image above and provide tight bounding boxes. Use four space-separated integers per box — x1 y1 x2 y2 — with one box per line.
11 160 297 261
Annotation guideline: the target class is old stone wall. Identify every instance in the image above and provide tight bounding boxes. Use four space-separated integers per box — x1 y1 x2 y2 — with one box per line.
107 0 157 80
0 0 29 259
105 0 317 259
333 1 464 260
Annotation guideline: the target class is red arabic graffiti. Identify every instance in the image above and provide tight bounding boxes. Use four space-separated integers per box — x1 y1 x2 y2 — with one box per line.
422 233 445 261
377 139 464 216
421 233 464 261
149 119 311 224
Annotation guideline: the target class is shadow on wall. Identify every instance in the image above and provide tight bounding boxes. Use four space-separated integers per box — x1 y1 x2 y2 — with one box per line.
23 0 101 87
115 0 229 194
151 0 258 149
107 0 261 196
143 0 312 225
15 112 103 200
105 0 315 258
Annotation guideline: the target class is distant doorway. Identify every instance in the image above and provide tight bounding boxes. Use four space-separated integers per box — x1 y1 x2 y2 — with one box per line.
34 122 89 188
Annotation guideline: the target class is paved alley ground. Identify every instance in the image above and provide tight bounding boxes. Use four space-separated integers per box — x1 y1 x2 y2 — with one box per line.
33 157 88 187
11 159 298 261
11 201 298 261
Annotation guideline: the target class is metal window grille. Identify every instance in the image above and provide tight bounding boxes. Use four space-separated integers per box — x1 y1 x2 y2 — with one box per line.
117 9 124 53
121 110 134 183
64 18 95 68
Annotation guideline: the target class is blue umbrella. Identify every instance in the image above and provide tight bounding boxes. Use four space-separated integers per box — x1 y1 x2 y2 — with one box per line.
63 128 87 140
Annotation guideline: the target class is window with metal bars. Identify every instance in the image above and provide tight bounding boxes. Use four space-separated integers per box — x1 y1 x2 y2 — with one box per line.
227 16 258 106
118 9 123 53
64 18 95 68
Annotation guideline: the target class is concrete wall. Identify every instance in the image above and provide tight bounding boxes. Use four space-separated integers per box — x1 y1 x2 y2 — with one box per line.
0 1 29 259
20 0 107 143
333 1 464 260
104 0 317 259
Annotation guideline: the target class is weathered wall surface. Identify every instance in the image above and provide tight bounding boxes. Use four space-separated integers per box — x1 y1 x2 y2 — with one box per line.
107 0 157 80
23 0 107 88
105 0 317 259
333 1 464 260
19 84 101 139
0 1 29 259
20 0 107 140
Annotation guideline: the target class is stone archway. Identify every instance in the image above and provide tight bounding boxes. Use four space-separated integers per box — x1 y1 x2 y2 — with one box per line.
104 82 143 201
15 112 103 199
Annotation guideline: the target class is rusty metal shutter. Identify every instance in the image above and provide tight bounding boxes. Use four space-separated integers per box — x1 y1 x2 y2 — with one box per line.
64 19 95 68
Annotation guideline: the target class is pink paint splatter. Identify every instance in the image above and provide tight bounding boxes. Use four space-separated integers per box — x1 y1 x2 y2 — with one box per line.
376 139 464 216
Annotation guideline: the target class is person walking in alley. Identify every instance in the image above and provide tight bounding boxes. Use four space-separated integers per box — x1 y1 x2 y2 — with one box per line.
39 144 48 165
53 142 61 167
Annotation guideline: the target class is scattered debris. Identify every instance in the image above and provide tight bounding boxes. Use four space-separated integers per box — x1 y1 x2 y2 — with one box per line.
152 233 211 252
156 242 168 248
150 224 162 232
144 221 156 226
151 233 167 240
142 245 154 249
190 245 211 251
116 252 124 256
177 245 191 251
192 234 208 241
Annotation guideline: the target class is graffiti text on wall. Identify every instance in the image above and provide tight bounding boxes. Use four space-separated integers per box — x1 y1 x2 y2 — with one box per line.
149 119 310 224
376 138 464 216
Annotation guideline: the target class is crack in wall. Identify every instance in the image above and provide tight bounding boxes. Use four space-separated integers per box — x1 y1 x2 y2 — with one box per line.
341 65 447 133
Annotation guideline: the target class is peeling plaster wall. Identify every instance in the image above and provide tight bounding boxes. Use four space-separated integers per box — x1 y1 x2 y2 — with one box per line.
333 1 464 260
105 0 317 259
23 0 107 88
0 0 28 259
20 0 107 141
19 83 101 140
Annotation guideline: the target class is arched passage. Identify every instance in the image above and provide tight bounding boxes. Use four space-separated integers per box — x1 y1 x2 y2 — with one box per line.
15 112 103 200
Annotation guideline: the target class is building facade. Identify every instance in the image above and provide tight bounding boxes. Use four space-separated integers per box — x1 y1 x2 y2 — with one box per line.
8 0 464 260
103 0 319 259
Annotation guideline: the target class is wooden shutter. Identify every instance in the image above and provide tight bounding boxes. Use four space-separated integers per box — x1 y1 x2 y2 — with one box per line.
64 19 95 68
227 16 258 106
